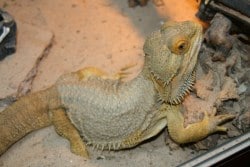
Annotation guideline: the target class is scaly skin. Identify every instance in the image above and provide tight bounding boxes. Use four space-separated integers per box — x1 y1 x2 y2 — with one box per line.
0 21 235 158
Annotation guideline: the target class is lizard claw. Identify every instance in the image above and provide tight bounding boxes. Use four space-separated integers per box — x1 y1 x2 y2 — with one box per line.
203 111 235 133
116 71 131 80
70 140 89 159
166 107 236 144
114 64 137 81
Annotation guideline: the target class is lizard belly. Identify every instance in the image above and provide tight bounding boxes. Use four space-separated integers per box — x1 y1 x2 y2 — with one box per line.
57 77 156 145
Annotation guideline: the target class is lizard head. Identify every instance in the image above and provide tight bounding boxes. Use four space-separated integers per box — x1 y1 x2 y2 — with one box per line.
143 21 203 104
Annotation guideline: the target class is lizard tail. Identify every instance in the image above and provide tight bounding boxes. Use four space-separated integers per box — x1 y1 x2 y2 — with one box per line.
0 86 61 155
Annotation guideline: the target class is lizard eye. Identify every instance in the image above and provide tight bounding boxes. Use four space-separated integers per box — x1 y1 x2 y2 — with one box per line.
169 37 190 55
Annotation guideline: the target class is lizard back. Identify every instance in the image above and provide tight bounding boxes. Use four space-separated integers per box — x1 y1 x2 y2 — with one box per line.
56 73 157 147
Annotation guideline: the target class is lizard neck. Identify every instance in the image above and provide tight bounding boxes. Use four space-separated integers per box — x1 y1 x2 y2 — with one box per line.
138 60 170 102
120 68 156 97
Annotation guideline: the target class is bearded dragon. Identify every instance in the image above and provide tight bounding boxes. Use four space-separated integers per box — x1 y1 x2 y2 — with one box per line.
0 21 235 158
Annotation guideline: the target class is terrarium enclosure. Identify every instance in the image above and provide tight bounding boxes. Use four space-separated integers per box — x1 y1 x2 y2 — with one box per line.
0 0 249 167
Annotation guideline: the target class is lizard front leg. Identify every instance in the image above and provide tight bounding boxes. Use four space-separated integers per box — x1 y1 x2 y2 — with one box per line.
51 108 89 158
165 104 235 144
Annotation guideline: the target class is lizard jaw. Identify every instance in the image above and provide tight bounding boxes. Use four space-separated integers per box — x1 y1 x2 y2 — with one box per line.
168 68 196 104
150 68 195 104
